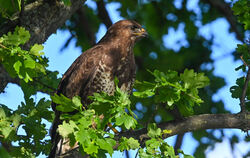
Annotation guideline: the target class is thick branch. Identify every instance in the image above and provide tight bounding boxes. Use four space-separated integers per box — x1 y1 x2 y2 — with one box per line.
0 0 85 92
116 113 250 145
60 113 250 158
1 0 85 48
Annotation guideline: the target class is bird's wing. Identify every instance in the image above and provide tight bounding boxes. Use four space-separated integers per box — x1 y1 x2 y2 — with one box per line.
52 45 104 109
49 45 105 158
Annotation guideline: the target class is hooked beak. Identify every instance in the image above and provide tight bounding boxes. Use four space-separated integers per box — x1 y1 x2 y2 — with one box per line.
140 28 148 37
133 28 148 37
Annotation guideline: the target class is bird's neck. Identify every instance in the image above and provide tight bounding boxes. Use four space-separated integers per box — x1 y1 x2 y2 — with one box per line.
112 37 135 55
99 36 135 56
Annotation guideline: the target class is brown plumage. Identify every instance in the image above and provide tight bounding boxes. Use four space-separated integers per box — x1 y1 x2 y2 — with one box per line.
49 20 147 158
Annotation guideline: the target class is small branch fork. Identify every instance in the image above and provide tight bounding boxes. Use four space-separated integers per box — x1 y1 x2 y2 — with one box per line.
240 66 250 113
239 54 250 134
240 52 250 112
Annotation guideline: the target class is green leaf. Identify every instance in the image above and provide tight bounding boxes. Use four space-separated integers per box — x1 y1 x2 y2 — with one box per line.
96 138 115 155
12 114 21 128
24 56 35 69
232 0 250 30
1 126 13 138
133 90 155 98
180 69 209 89
30 44 44 56
230 77 247 99
84 143 98 155
115 115 125 126
75 129 91 146
13 60 22 77
72 96 83 111
147 123 161 138
139 148 152 158
154 86 181 106
3 27 30 46
51 94 75 112
124 115 136 129
165 144 176 158
77 117 92 129
58 121 77 138
178 149 194 158
126 137 140 150
145 138 161 149
0 108 6 118
118 137 140 151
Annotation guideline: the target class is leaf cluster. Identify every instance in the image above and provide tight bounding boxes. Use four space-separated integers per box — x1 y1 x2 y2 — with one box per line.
138 123 193 158
51 78 201 157
51 84 138 157
231 0 250 111
134 69 209 116
232 0 250 30
0 97 53 157
0 26 47 82
0 27 60 156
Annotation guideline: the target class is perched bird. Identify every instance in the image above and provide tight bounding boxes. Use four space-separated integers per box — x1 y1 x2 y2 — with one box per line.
49 20 147 158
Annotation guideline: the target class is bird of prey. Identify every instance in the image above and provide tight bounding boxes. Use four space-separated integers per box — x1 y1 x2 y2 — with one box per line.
49 20 147 157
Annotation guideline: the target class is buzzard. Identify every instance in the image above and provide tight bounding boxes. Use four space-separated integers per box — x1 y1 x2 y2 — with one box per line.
49 20 147 157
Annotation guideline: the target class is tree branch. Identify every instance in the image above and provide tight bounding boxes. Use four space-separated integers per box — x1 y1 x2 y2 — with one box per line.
96 0 113 28
0 0 86 92
60 113 250 157
116 113 250 145
174 133 184 155
203 0 244 42
1 0 85 48
240 67 250 113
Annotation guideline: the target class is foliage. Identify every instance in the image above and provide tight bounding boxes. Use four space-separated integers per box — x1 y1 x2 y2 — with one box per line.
138 123 193 158
232 0 250 30
0 0 249 157
51 82 139 157
0 27 59 156
52 81 196 157
0 26 46 82
0 97 52 157
230 0 250 111
134 69 209 116
0 0 20 20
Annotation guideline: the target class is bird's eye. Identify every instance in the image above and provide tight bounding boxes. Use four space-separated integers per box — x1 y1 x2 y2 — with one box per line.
130 25 139 30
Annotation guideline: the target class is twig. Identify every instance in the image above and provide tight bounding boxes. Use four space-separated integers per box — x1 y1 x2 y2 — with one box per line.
20 0 24 18
0 43 9 50
174 133 185 155
240 55 248 66
240 67 250 113
135 148 139 158
125 150 130 158
33 78 57 91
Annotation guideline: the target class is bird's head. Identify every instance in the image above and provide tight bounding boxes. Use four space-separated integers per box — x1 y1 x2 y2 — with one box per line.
102 20 148 43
